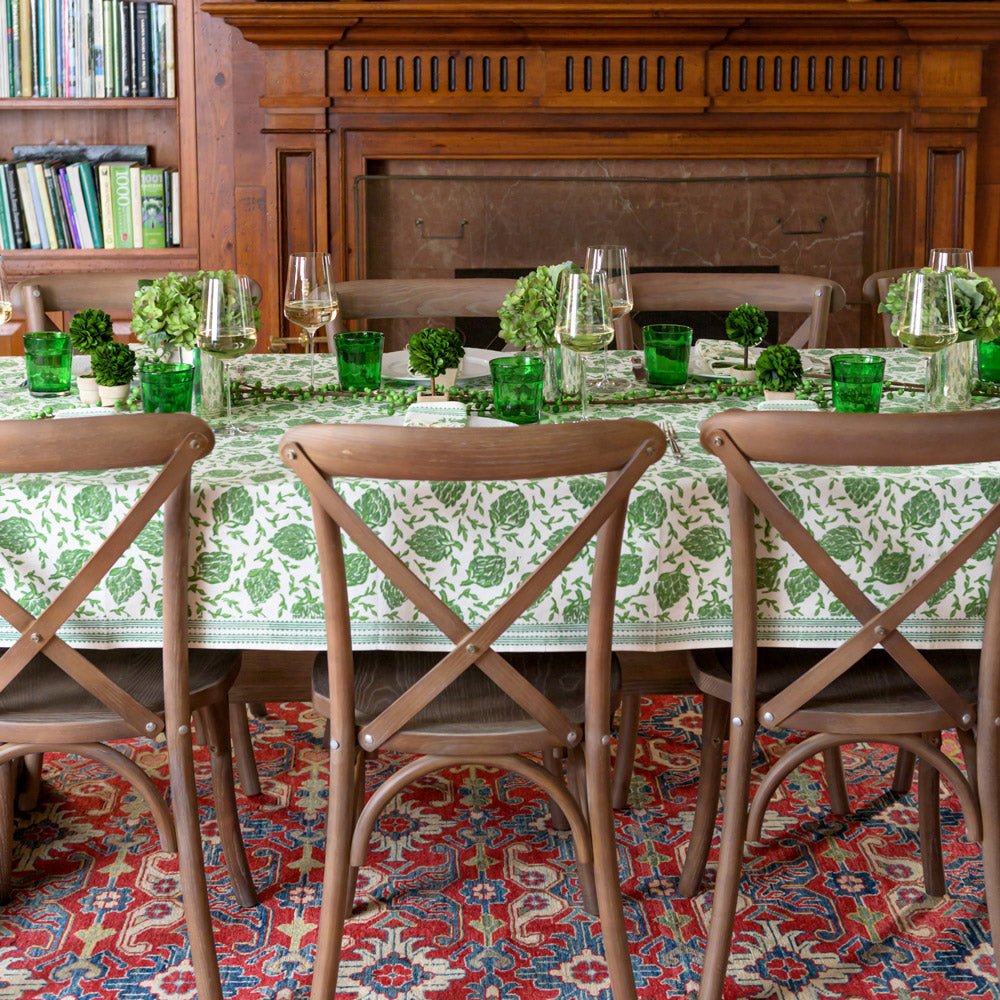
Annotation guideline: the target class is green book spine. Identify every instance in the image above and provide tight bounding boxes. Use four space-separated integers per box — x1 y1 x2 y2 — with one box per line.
42 163 66 248
138 165 164 249
109 160 132 248
76 160 103 248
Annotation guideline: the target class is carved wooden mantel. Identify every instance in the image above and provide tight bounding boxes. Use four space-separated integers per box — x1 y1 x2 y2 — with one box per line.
203 0 1000 343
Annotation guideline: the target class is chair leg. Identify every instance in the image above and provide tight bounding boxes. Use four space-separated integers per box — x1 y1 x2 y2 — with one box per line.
611 694 641 810
0 761 14 902
822 747 850 816
16 753 42 812
165 722 224 1000
892 748 917 793
976 708 1000 973
344 749 366 915
542 747 569 831
310 740 358 1000
248 702 268 719
229 703 263 796
584 737 637 1000
202 701 259 908
698 709 756 1000
918 732 946 898
566 745 599 916
679 693 726 898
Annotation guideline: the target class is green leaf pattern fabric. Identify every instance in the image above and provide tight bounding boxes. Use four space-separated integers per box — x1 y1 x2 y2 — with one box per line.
0 348 995 651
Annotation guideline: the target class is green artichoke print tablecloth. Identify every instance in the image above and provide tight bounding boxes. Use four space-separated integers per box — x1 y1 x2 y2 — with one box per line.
0 349 998 651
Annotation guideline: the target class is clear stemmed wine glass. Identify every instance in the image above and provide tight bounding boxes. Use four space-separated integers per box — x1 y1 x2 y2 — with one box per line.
283 252 338 388
198 273 257 436
585 245 632 392
0 257 12 329
554 270 614 421
928 248 973 273
896 270 959 410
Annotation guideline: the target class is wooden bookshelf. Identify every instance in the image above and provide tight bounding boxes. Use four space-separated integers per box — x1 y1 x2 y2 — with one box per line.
0 0 198 282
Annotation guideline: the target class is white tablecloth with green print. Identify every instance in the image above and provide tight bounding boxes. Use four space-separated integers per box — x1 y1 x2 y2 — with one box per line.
0 348 997 652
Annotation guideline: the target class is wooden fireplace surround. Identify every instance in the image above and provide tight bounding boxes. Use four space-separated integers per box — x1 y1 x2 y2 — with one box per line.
203 1 1000 345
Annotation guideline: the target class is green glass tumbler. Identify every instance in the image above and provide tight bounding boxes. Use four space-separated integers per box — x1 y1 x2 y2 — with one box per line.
979 340 1000 383
830 354 885 413
335 331 384 391
140 362 195 413
643 324 693 387
24 331 72 397
490 354 544 424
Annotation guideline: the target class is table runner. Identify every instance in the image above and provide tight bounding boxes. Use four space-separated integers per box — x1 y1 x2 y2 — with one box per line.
0 349 997 651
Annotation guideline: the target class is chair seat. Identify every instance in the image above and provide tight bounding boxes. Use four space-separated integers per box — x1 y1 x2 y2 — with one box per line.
0 648 240 741
313 650 620 751
691 647 979 736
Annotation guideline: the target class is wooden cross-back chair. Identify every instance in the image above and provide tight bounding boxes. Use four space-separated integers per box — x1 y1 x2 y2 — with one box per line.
279 419 666 1000
0 414 257 1000
688 409 1000 1000
626 271 846 350
863 266 1000 347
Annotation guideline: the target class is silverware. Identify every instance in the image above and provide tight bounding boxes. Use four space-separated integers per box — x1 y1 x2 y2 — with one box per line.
665 421 684 461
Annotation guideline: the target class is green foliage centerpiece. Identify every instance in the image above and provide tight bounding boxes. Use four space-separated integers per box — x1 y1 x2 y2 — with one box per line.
68 308 114 404
498 261 580 401
725 303 768 380
91 340 137 407
755 343 803 396
408 326 465 397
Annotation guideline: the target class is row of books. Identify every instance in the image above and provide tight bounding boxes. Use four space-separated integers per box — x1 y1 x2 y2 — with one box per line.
0 0 176 99
0 158 181 249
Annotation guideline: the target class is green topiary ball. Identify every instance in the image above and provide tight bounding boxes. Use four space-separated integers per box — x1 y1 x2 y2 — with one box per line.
91 341 137 387
408 327 464 378
755 343 804 392
68 308 114 354
725 303 768 349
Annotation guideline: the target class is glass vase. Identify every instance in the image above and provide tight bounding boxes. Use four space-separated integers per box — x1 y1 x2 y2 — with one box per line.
537 345 562 403
194 347 226 419
926 339 975 412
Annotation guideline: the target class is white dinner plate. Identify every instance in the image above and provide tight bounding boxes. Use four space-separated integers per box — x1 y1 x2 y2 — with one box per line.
380 347 506 384
365 414 514 428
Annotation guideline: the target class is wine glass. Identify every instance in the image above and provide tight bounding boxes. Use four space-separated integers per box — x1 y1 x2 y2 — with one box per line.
584 245 632 392
0 257 12 328
928 248 973 273
554 270 614 421
895 270 959 410
198 274 257 436
283 252 338 388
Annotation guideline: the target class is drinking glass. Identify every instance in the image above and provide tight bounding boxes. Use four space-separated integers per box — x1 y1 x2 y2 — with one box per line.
335 331 383 391
490 354 544 424
895 270 959 410
140 361 195 413
584 245 631 392
24 331 72 397
830 354 885 413
284 252 338 388
554 271 614 421
198 273 257 435
643 323 693 386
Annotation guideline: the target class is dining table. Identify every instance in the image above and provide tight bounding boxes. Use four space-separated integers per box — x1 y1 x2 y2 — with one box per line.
0 344 998 658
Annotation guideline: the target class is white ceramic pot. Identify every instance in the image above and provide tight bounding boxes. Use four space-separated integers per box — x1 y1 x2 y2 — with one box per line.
98 383 131 407
763 389 798 401
77 374 100 405
727 365 758 384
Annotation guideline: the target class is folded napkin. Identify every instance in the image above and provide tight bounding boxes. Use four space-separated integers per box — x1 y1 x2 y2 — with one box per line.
403 401 469 427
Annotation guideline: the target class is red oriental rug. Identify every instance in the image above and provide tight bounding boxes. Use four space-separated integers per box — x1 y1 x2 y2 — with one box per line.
1 697 995 999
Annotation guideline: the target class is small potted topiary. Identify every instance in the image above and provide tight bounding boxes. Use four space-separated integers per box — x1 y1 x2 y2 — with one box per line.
755 343 804 400
408 326 465 398
91 340 137 407
722 303 768 382
68 308 114 404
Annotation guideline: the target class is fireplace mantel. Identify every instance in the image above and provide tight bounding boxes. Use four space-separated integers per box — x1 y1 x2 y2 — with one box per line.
204 0 1000 346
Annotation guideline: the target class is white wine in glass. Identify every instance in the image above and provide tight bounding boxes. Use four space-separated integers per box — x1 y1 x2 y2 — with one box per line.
0 257 13 326
895 270 959 409
554 270 614 420
198 274 257 435
284 252 338 388
585 245 632 392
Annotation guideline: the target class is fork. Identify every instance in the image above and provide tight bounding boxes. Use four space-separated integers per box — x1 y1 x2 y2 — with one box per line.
665 421 684 461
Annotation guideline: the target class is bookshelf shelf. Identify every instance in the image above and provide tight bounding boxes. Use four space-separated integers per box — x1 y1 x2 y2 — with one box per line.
0 99 177 110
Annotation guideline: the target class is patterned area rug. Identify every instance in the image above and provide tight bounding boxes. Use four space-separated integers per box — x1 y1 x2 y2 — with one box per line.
2 696 996 999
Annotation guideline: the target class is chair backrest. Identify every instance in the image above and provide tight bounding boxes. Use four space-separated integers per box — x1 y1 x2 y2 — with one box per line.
628 272 846 350
700 408 1000 735
280 420 665 752
0 413 213 736
863 266 1000 347
10 272 264 351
